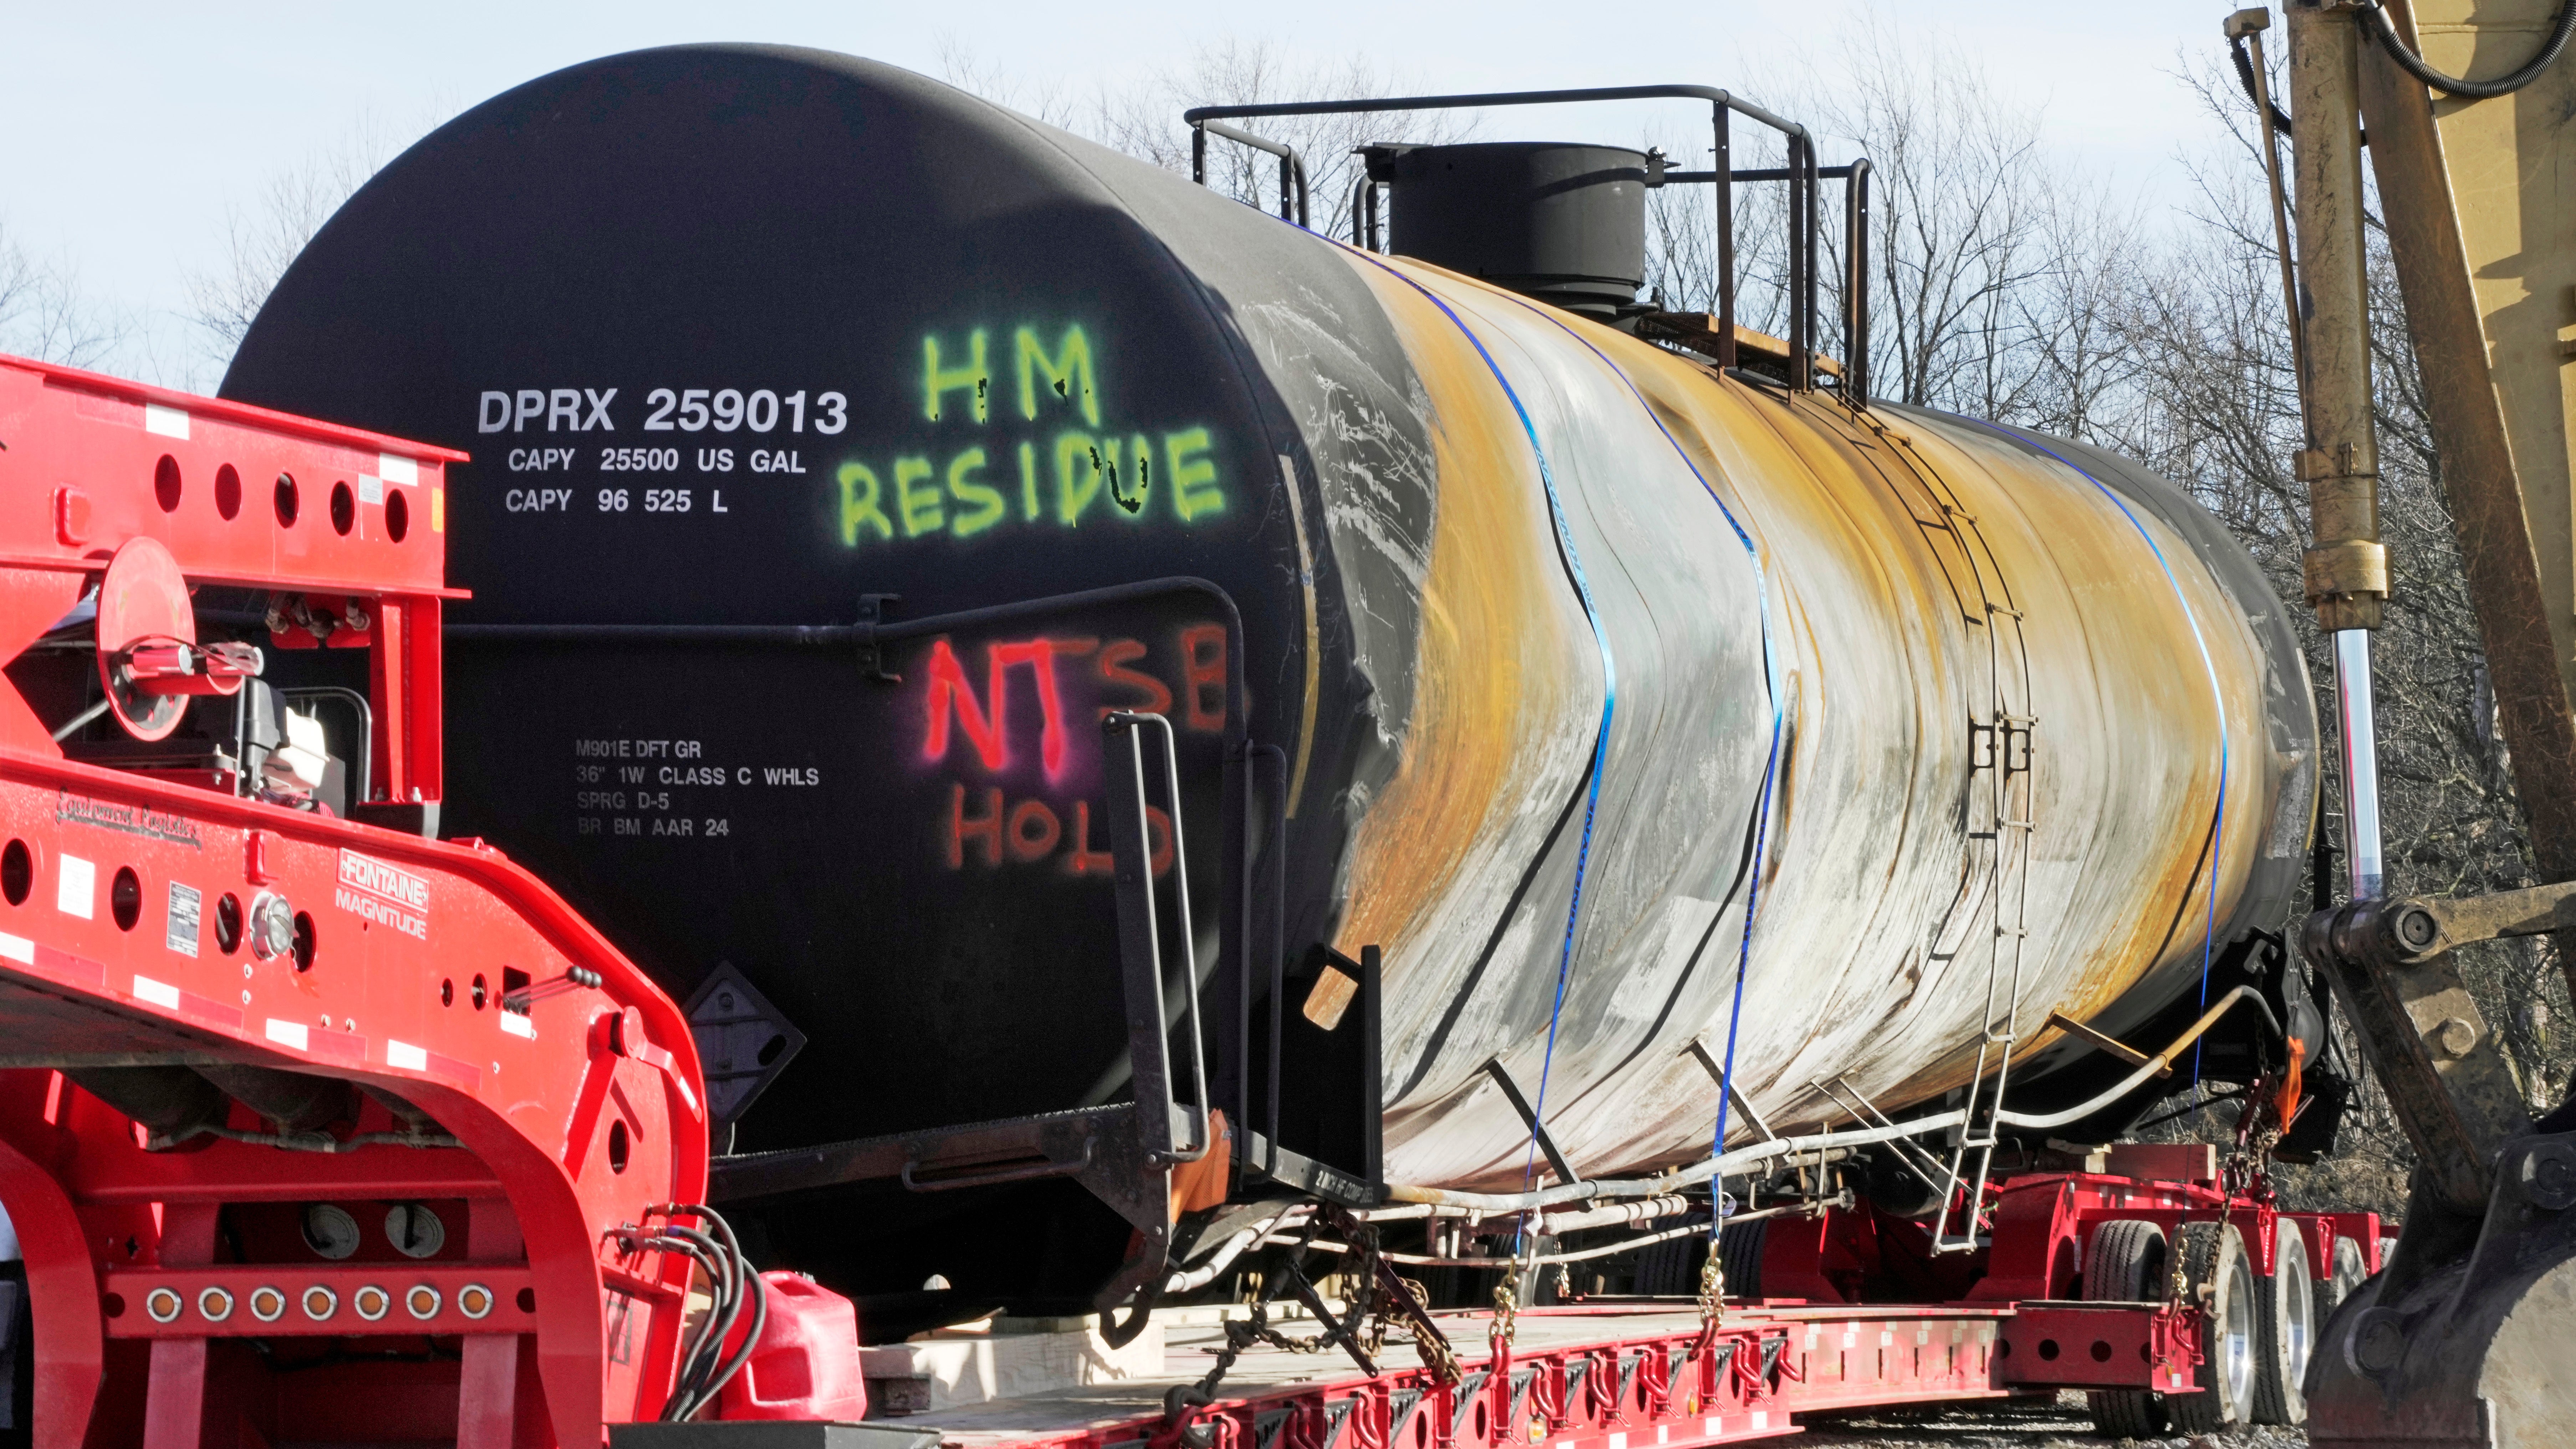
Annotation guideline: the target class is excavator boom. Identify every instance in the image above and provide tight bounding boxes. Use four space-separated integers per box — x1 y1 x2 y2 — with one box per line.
2262 1 2576 1443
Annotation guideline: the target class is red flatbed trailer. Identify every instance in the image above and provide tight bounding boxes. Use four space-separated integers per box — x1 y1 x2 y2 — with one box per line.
855 1301 2151 1449
0 354 2381 1447
862 1171 2377 1449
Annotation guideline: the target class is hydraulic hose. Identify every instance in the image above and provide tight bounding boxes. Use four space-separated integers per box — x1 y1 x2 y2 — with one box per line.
2365 0 2576 99
1157 1203 1310 1295
2231 32 2370 149
2231 36 2300 135
644 1205 769 1423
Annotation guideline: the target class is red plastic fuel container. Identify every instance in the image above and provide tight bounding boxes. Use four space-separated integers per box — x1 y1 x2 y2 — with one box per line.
717 1271 871 1422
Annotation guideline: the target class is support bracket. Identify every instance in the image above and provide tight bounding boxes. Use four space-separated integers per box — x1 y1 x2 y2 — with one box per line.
1483 1057 1578 1188
2305 891 2539 1214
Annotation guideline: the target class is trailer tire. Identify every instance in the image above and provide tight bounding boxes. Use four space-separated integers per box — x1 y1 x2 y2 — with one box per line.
2081 1218 2170 1438
2314 1233 2368 1321
1718 1217 1766 1302
2251 1217 2314 1424
2166 1220 2256 1432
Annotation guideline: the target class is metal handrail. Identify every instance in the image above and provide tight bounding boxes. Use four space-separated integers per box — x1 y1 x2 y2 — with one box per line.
1662 158 1871 403
1107 710 1212 1163
1183 85 1818 384
1191 119 1310 228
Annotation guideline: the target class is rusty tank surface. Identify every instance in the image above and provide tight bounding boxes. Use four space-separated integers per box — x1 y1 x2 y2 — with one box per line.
1324 253 2314 1188
221 45 2315 1297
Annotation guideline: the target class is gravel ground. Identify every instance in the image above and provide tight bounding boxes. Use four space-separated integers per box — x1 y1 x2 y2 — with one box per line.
1790 1393 2306 1448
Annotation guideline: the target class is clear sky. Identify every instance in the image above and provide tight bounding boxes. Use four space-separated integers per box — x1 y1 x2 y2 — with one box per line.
6 0 2246 389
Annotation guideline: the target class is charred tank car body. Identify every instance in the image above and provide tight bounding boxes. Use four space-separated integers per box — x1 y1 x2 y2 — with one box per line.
227 46 2317 1304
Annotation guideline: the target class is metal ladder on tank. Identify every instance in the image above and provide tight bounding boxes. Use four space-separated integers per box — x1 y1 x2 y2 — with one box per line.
1852 419 2040 1254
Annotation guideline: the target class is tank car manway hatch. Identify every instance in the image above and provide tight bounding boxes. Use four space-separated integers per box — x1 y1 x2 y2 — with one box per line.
218 46 2366 1445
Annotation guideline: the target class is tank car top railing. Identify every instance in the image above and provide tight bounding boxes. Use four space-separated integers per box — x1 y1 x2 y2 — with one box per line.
1180 85 1863 399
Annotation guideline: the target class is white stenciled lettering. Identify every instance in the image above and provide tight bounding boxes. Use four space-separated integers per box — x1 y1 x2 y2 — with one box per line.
338 849 429 910
334 887 428 941
480 388 623 434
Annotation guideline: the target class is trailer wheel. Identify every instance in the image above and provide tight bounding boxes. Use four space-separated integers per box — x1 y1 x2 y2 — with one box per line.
2314 1233 2368 1321
2252 1217 2314 1424
1717 1216 1767 1302
2081 1218 2170 1438
2166 1220 2256 1432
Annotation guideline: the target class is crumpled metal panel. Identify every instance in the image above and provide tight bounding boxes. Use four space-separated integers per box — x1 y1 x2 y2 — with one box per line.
1325 258 2313 1190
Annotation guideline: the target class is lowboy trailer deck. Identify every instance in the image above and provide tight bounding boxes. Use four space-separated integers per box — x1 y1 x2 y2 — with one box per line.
862 1165 2375 1449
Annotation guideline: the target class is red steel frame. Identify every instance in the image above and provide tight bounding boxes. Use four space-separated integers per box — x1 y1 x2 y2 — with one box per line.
1005 1164 2384 1449
0 356 707 1449
1016 1297 2162 1449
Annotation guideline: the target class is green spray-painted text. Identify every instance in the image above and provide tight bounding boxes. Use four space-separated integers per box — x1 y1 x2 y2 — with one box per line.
838 323 1225 546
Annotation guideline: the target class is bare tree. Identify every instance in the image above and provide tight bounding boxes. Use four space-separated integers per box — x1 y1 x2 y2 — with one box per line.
1801 17 2060 413
0 219 127 369
1100 40 1478 246
942 39 1472 246
182 109 435 369
932 34 1085 130
1649 17 2567 1211
1629 14 2092 412
1642 121 1797 335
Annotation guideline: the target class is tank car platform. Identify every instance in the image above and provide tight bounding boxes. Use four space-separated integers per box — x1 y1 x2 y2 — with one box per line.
855 1300 2162 1449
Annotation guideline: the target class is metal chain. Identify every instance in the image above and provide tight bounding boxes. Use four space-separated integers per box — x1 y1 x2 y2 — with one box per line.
1491 1277 1519 1347
1331 1204 1461 1389
1169 1213 1412 1429
1403 1280 1464 1387
1346 1223 1386 1357
1158 1204 1501 1438
1697 1249 1726 1326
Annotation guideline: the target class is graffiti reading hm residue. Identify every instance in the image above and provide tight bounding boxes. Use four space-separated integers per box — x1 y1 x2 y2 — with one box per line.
837 325 1226 545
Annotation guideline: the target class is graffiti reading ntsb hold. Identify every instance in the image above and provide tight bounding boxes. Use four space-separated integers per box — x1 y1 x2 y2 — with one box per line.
920 623 1228 877
837 325 1226 545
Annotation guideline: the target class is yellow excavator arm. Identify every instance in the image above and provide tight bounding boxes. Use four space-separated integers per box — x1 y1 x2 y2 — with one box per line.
2256 3 2576 1444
